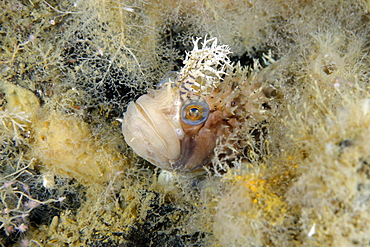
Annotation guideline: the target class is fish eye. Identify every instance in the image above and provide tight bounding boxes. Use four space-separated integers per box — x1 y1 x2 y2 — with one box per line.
181 97 210 126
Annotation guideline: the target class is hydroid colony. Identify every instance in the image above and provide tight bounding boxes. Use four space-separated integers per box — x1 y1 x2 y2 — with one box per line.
0 0 369 246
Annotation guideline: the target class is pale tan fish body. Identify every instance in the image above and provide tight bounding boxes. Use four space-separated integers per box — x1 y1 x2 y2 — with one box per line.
120 37 273 173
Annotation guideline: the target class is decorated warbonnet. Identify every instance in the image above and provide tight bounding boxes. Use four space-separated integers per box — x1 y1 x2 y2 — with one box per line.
120 37 276 173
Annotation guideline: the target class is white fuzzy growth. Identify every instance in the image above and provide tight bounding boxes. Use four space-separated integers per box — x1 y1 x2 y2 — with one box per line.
0 107 31 144
179 37 232 95
0 107 30 131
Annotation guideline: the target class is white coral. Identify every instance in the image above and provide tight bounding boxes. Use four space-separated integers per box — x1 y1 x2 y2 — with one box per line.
0 107 30 144
179 37 232 95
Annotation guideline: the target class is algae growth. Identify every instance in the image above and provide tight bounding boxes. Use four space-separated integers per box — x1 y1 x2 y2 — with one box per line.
0 0 369 246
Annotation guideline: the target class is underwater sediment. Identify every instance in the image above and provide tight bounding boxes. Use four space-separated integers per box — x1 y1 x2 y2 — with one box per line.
0 0 369 246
